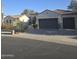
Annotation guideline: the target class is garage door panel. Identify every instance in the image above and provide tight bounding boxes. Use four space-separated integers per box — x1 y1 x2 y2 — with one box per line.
63 17 75 29
39 18 59 29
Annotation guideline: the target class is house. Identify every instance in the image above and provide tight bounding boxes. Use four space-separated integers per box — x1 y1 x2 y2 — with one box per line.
3 14 30 25
36 9 77 30
3 16 16 25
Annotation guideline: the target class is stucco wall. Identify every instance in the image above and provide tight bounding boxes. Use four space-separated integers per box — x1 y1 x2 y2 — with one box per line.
36 12 76 30
19 15 29 22
36 10 60 29
36 10 59 19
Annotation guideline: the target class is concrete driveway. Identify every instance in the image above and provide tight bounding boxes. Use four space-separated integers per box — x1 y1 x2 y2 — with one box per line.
1 33 77 59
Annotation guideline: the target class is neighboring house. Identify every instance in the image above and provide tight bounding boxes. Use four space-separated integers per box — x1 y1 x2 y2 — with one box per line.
4 16 15 25
3 14 30 25
3 15 29 30
36 9 77 30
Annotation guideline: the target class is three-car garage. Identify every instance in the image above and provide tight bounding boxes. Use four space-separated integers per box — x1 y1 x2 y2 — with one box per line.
38 17 75 29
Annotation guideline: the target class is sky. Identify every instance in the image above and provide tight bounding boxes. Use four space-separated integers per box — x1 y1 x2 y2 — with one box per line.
2 0 71 15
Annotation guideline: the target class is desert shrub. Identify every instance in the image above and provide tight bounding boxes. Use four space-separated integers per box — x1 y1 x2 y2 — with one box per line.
15 22 27 32
1 24 15 30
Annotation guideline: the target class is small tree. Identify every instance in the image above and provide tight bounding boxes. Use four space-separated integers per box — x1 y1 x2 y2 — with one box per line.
14 20 23 31
32 24 38 29
21 9 38 16
21 9 34 15
14 20 28 32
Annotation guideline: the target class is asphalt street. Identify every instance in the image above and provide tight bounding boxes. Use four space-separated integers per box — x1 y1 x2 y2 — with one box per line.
1 35 77 59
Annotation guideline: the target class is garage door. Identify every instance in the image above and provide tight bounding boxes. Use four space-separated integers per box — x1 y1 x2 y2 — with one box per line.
39 18 59 29
63 17 75 29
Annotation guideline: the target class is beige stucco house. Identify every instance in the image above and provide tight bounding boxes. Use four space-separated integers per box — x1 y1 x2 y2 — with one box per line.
36 9 77 30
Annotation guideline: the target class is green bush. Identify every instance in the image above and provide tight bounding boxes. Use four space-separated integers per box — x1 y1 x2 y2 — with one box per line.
32 24 38 29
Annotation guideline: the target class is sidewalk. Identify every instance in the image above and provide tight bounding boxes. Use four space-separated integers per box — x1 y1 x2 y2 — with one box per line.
13 33 77 46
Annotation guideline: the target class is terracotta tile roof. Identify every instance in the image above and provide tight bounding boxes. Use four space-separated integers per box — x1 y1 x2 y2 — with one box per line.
39 9 76 15
53 9 76 15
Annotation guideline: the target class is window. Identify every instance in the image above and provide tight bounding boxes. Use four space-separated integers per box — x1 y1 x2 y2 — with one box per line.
9 19 11 24
6 20 8 23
